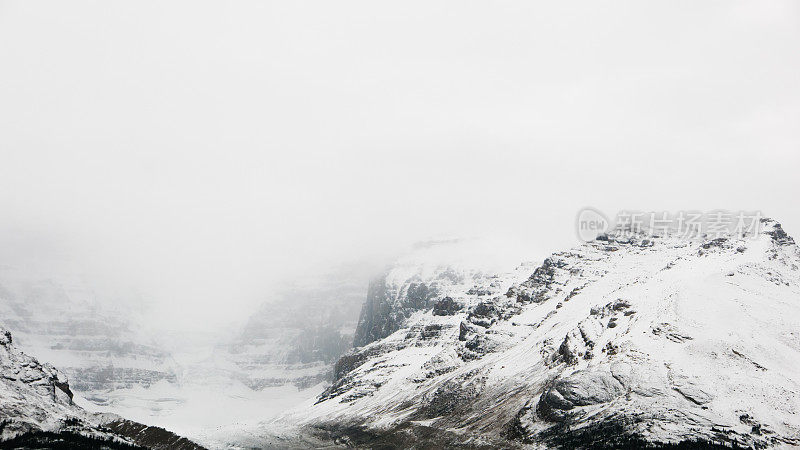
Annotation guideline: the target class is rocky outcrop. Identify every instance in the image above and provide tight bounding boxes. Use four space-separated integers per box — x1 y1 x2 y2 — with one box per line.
352 277 396 347
432 296 460 316
764 219 795 245
0 325 82 440
102 418 206 450
351 250 525 349
354 278 439 347
536 370 626 421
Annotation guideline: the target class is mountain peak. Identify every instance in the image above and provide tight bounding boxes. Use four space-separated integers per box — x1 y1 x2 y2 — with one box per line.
257 216 800 448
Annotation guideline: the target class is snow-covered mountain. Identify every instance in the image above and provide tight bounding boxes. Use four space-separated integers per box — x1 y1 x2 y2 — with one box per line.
213 218 800 448
226 265 367 391
0 324 203 449
0 324 88 440
0 268 179 414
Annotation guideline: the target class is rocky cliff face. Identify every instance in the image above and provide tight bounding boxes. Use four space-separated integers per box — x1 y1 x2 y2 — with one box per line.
237 219 800 449
352 240 525 348
0 326 80 440
354 276 441 348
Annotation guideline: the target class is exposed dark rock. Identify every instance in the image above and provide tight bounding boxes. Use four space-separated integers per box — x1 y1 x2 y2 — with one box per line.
309 422 511 449
516 257 567 303
318 343 403 403
418 380 480 418
353 277 438 347
766 222 795 246
458 321 471 341
466 287 493 296
406 282 433 310
698 238 732 255
353 278 395 348
701 238 729 249
533 418 749 449
432 296 460 316
557 317 603 364
0 430 147 449
537 371 626 421
104 418 206 450
652 323 693 343
332 349 372 381
467 301 499 327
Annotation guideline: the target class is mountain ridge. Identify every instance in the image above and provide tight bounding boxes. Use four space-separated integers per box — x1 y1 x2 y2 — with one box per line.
217 218 800 449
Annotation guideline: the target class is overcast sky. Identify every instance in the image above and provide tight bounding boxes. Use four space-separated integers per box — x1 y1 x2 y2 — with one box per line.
1 1 798 329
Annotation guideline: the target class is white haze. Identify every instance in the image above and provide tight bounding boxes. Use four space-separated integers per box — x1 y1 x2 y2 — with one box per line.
0 1 798 331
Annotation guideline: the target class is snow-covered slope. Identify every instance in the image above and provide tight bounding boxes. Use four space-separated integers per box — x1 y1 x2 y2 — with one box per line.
0 268 178 412
0 325 86 439
218 219 800 448
0 324 204 449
